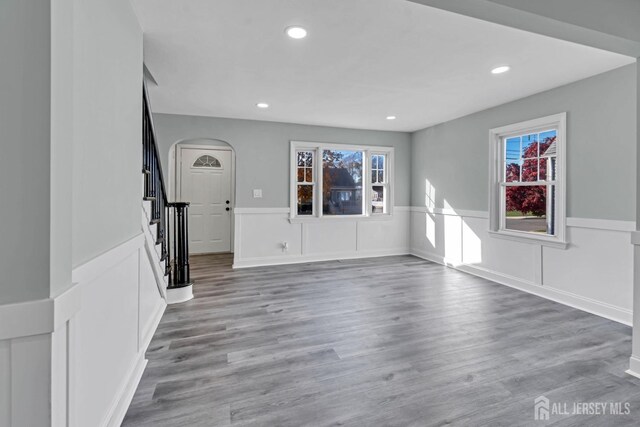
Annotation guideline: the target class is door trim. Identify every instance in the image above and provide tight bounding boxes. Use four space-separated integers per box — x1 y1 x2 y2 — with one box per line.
175 145 236 253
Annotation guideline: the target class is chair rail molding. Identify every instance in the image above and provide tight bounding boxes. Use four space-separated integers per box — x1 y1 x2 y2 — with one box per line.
0 284 81 341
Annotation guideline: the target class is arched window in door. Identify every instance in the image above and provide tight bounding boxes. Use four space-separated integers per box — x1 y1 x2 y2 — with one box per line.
192 155 222 168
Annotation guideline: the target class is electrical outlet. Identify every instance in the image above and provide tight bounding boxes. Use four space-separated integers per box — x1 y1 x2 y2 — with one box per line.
253 189 262 198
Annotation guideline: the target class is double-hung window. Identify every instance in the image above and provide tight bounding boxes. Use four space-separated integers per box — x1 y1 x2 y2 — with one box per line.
295 150 315 215
371 154 389 214
290 141 393 220
489 113 567 248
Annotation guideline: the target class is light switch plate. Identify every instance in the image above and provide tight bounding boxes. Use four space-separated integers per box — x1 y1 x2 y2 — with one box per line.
253 189 262 198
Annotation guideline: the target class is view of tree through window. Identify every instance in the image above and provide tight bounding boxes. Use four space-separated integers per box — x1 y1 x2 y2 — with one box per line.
503 130 557 234
296 151 314 215
371 154 386 214
322 150 363 215
291 143 392 218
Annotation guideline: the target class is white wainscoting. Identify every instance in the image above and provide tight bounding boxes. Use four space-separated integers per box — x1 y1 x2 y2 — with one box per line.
73 234 164 427
0 281 81 426
233 207 411 268
0 231 166 427
0 332 54 426
410 207 634 325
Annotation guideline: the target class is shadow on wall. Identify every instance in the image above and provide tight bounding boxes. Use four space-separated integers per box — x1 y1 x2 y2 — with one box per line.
420 178 483 266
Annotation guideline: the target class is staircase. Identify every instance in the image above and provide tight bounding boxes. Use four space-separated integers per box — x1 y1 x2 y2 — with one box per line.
142 83 193 303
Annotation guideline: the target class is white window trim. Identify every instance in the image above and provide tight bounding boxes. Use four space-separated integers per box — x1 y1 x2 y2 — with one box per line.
289 141 394 223
488 113 568 249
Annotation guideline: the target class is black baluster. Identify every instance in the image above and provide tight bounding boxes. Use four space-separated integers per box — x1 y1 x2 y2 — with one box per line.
177 204 184 284
151 150 156 200
183 203 190 284
167 205 171 276
167 202 191 288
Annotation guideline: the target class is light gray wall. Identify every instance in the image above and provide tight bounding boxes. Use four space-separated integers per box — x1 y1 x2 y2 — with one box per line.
637 59 640 225
0 0 52 304
50 0 74 298
486 0 640 43
411 64 637 221
407 0 640 57
71 0 143 267
0 0 142 298
152 115 412 208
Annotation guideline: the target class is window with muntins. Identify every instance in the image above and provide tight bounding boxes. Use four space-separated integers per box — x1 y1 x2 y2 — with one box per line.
290 142 393 220
296 151 314 216
503 130 557 234
371 154 388 214
193 155 221 168
489 113 566 248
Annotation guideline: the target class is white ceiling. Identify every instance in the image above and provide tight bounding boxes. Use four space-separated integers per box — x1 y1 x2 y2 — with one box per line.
132 0 634 132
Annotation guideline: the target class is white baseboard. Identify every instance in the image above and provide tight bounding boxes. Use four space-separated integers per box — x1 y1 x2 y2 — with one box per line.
411 249 632 326
460 263 632 325
626 356 640 379
141 300 166 353
410 248 455 267
141 210 168 299
233 248 410 269
103 299 164 427
103 353 148 427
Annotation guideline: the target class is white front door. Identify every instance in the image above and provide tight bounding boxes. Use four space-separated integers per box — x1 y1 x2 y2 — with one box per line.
179 148 232 254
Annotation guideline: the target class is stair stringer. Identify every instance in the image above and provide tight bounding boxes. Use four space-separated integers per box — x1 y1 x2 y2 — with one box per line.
141 204 168 299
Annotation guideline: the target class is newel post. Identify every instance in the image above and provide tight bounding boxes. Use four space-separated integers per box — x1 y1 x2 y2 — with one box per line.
168 202 192 288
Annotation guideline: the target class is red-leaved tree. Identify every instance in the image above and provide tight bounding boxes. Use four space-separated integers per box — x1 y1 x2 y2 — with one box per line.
505 137 555 216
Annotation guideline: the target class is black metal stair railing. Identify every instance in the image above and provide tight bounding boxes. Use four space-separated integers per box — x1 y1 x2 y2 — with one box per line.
142 84 192 289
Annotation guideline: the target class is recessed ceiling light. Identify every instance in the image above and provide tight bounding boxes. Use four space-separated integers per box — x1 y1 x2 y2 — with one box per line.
386 116 397 120
256 102 269 109
491 65 510 74
285 26 307 39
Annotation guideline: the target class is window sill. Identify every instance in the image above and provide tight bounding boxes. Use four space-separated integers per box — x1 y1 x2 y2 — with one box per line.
488 230 569 249
289 214 393 224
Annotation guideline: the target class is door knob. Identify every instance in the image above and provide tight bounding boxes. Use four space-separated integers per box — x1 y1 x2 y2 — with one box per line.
226 200 230 204
226 207 230 211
